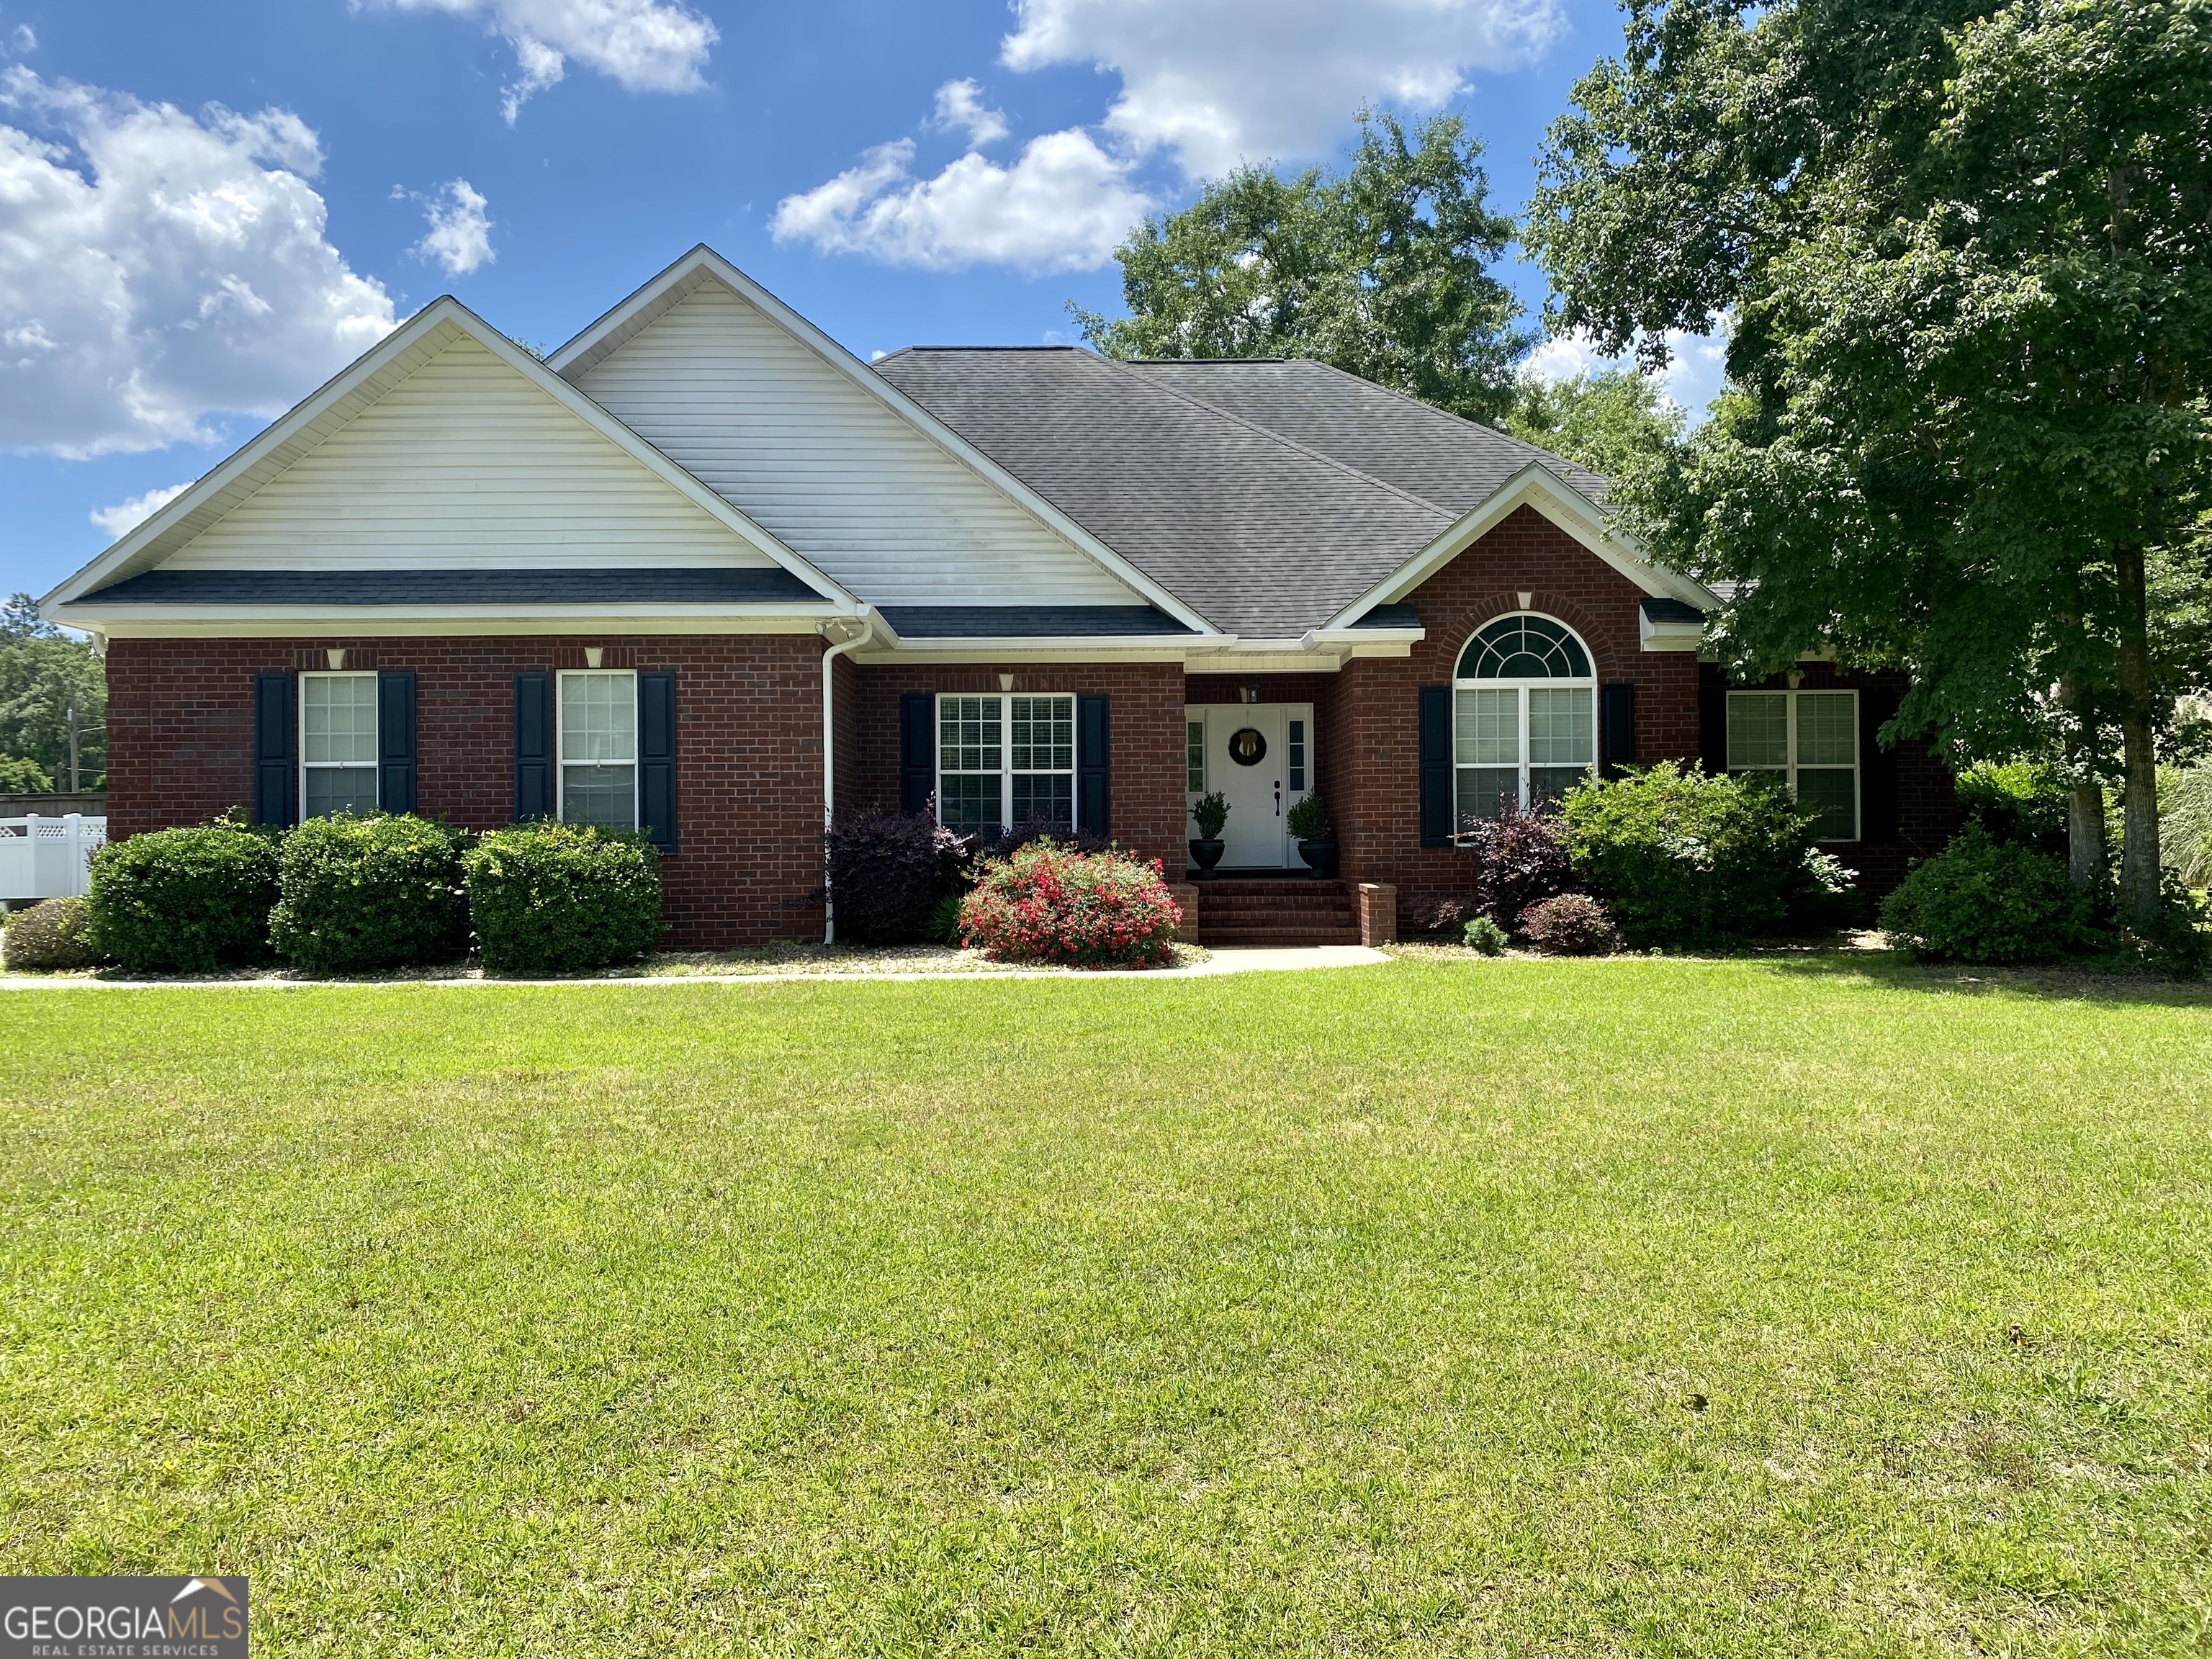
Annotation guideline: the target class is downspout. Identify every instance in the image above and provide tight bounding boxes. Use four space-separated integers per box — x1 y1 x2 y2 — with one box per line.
819 613 874 945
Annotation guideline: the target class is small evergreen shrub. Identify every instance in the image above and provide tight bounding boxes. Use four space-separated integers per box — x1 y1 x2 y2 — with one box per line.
1462 915 1509 956
87 823 282 973
1878 827 2098 963
2 896 97 971
462 822 661 975
958 840 1182 967
826 809 969 944
1190 791 1228 840
269 814 469 972
927 892 965 945
1521 893 1617 956
1955 758 2071 856
1460 796 1572 931
1560 762 1842 945
1286 793 1333 841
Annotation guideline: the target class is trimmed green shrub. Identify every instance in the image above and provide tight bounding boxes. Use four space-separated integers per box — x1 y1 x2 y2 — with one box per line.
1520 893 1618 956
269 814 469 972
2 896 97 971
1560 761 1845 945
462 822 661 975
1462 915 1508 955
1286 793 1333 841
958 840 1182 967
1955 758 2070 856
87 824 281 973
1878 827 2099 963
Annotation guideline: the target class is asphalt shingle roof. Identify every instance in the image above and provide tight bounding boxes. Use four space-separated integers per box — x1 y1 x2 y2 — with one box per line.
873 347 1607 636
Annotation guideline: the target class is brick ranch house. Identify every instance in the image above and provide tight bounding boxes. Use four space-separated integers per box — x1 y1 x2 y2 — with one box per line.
42 246 1957 948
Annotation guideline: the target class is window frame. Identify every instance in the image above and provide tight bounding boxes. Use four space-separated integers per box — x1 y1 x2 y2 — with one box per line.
1726 687 1861 842
1450 613 1598 829
556 667 640 832
297 670 379 820
935 692 1076 835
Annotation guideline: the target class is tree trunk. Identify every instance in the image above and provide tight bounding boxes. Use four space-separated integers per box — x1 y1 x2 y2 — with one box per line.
2056 662 2106 890
2114 542 2162 924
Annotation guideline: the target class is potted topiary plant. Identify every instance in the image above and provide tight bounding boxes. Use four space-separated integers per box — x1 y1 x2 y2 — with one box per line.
1287 793 1336 877
1189 791 1228 878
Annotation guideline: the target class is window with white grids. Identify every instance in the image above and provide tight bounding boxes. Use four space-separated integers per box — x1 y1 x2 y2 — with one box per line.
938 693 1074 835
1452 614 1596 827
1727 689 1859 840
300 673 378 819
559 670 637 832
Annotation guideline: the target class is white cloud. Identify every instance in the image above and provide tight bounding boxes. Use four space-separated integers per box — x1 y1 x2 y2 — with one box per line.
932 78 1009 148
0 68 396 458
412 178 494 276
772 130 1150 274
89 480 192 539
1522 325 1732 421
373 0 716 122
9 24 33 53
1001 0 1563 179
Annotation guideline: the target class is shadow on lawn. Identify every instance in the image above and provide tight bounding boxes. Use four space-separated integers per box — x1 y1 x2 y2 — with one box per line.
1761 949 2212 1009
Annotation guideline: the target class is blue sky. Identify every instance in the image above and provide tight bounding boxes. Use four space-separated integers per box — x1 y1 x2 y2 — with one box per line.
0 0 1715 602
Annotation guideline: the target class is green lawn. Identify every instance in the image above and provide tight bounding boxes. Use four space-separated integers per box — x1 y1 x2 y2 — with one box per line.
3 958 2209 1656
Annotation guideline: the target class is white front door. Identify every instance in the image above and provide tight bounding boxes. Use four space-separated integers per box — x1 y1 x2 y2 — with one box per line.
1212 707 1286 866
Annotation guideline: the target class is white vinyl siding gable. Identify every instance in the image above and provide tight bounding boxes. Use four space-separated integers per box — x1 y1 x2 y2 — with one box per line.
166 336 771 572
572 281 1142 607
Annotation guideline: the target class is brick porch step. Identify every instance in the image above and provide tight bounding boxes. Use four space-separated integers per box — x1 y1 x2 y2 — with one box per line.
1191 878 1362 947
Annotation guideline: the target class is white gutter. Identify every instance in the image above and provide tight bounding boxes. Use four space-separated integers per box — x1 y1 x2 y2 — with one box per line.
819 612 876 945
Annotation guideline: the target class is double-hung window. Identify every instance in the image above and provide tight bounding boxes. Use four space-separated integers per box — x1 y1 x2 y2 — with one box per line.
559 670 638 831
1727 688 1859 840
937 693 1075 835
1452 614 1596 827
300 672 379 818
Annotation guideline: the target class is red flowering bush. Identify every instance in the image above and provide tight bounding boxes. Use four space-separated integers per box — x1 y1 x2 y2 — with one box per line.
958 839 1183 967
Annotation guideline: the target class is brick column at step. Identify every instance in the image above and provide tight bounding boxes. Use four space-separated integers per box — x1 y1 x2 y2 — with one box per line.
1356 884 1397 946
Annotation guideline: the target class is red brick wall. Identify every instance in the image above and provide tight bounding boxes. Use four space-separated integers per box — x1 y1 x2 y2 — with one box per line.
1323 506 1702 922
847 662 1187 871
104 633 832 947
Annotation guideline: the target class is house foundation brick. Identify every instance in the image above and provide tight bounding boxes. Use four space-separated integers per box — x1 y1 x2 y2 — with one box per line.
1165 882 1200 943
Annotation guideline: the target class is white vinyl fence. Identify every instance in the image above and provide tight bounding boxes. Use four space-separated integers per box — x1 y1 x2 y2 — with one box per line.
0 814 106 902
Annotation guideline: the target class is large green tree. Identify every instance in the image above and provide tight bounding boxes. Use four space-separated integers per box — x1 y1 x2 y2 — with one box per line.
1074 112 1531 423
1529 0 2212 922
1503 367 1686 482
0 593 106 791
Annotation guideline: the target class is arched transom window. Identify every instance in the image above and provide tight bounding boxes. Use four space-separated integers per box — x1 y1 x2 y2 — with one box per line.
1454 613 1596 826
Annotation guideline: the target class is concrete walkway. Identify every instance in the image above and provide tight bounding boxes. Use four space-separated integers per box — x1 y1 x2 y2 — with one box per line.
0 944 1391 991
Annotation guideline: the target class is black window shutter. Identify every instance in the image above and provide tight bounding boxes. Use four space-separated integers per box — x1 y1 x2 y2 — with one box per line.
1697 662 1730 775
1599 682 1637 779
1078 694 1110 835
1419 685 1452 845
377 670 417 815
898 692 935 816
1859 686 1902 844
513 672 553 822
638 670 677 853
253 672 295 827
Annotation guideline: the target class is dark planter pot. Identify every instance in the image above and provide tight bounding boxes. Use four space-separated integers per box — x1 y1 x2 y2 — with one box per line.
1188 838 1226 878
1298 839 1339 878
